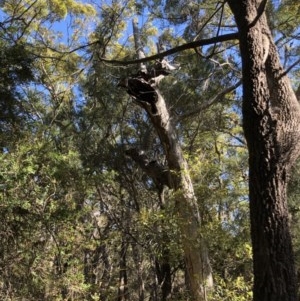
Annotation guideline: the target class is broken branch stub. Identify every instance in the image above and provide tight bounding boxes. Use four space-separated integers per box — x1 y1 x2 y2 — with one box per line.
118 59 179 115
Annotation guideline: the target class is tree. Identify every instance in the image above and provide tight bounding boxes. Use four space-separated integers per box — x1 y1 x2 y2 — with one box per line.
100 0 300 299
288 159 300 297
0 43 34 149
118 18 214 301
227 1 300 300
1 0 299 300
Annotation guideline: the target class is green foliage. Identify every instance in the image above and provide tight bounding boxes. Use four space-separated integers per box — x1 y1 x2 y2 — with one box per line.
210 274 253 301
275 0 300 34
288 159 300 295
0 0 298 300
0 43 34 148
2 0 96 21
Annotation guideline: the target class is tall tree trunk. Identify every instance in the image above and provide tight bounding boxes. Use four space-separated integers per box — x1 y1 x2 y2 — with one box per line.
123 19 213 301
227 1 300 300
155 258 171 301
118 239 128 301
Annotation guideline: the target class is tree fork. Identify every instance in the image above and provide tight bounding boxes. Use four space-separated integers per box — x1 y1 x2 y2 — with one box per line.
120 19 213 301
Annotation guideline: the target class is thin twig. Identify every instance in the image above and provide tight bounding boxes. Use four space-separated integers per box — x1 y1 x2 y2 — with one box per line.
281 58 300 77
178 79 242 120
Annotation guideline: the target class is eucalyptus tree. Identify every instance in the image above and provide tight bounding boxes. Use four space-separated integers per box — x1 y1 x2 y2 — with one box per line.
1 0 299 300
227 1 300 300
99 0 300 300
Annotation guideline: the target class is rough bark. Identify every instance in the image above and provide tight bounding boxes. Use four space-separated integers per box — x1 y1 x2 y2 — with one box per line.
227 1 300 300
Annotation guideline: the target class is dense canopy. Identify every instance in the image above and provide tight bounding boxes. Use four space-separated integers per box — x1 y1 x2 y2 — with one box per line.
0 1 299 300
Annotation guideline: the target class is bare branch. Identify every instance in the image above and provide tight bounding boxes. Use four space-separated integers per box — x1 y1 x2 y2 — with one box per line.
98 32 239 65
125 148 171 189
204 2 226 58
281 58 300 77
193 3 224 41
178 80 242 120
249 0 268 28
